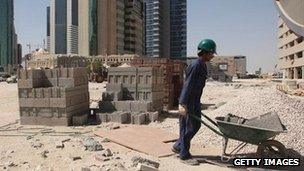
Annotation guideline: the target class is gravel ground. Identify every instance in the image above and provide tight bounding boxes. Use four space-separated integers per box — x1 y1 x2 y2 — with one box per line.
150 79 304 156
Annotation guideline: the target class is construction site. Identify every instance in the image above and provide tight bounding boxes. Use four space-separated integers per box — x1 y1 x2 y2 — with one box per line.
0 0 304 171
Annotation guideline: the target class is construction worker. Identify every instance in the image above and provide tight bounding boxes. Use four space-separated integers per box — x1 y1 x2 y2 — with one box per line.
172 39 217 165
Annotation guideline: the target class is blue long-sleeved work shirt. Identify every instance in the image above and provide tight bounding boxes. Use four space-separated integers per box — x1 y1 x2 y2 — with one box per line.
179 58 207 115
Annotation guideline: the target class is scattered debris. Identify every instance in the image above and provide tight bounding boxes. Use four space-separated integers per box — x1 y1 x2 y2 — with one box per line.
131 156 159 169
31 142 43 149
40 150 49 158
215 102 227 108
56 141 64 149
137 163 158 171
26 136 34 140
62 138 71 143
83 137 103 151
5 161 17 167
102 149 113 157
70 156 82 161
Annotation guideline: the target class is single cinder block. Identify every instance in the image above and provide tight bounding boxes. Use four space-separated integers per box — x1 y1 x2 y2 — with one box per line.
19 98 33 107
130 101 140 112
108 112 130 124
19 107 30 117
36 108 53 118
138 101 154 112
106 83 123 92
131 113 146 125
35 88 44 98
114 101 131 111
59 68 69 78
50 98 67 108
99 101 116 112
72 113 88 126
148 111 159 122
43 88 52 98
96 113 108 123
18 89 28 98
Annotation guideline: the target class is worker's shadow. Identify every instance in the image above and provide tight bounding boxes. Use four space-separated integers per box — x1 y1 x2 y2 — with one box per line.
192 149 304 171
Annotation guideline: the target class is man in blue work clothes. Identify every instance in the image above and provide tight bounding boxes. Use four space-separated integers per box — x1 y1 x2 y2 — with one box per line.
172 39 217 165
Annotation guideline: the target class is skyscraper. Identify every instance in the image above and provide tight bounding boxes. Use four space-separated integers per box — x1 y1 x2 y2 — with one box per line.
144 0 187 58
124 0 144 55
170 0 186 58
50 0 78 54
145 0 170 58
46 6 50 51
78 0 98 56
97 0 125 55
0 0 15 70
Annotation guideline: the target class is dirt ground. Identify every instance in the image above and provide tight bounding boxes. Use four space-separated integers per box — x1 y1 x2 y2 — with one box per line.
0 80 303 171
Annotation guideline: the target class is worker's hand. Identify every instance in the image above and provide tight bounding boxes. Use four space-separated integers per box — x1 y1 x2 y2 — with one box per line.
178 105 187 116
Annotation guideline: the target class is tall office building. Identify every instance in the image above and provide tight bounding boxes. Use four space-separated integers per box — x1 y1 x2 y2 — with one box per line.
98 0 125 55
170 0 186 58
274 0 304 79
46 6 50 52
78 0 98 56
124 0 144 55
145 0 170 58
0 0 15 71
50 0 78 54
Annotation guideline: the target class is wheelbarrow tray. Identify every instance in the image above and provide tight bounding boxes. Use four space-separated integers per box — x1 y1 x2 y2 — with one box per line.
215 118 282 144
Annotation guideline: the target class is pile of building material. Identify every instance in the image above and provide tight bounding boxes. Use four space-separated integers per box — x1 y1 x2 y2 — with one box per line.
276 80 304 96
17 68 89 126
131 58 185 109
98 67 164 124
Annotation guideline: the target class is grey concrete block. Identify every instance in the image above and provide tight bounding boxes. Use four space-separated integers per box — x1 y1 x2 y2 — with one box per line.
50 98 67 108
138 101 154 112
106 83 123 92
18 79 41 89
35 88 44 98
72 113 88 126
18 89 28 98
148 112 159 122
20 116 69 126
108 112 130 124
99 101 116 112
36 108 53 118
43 88 52 98
96 113 108 123
114 101 131 111
131 113 146 125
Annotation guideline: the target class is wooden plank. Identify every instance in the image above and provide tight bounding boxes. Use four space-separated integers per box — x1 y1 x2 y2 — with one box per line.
95 125 178 157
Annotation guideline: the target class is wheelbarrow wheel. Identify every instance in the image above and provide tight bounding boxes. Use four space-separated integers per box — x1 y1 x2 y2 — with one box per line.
257 140 286 158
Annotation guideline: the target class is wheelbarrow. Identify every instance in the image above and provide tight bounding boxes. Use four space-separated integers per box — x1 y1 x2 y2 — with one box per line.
190 112 287 161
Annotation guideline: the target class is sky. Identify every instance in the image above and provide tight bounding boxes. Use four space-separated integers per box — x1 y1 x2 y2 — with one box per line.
14 0 279 73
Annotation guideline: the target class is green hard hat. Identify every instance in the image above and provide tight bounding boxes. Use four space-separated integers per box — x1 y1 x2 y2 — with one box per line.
197 39 217 54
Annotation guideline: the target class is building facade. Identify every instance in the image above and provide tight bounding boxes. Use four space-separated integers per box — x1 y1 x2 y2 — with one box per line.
145 0 170 58
170 0 186 58
124 0 144 55
274 0 304 79
0 0 15 71
50 0 78 54
46 6 50 52
78 0 98 56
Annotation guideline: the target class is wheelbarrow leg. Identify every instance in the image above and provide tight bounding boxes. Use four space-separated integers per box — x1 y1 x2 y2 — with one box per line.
222 137 228 155
221 137 230 162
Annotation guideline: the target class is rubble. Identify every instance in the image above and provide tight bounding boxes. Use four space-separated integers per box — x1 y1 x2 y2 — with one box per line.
137 163 158 171
102 149 113 157
131 156 160 169
83 137 103 151
31 142 43 149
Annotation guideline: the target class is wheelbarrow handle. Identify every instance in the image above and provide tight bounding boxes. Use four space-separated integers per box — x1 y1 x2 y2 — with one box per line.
189 114 225 137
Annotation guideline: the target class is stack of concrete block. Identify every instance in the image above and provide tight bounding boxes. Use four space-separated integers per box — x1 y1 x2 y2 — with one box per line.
131 58 185 109
17 68 89 126
100 67 164 112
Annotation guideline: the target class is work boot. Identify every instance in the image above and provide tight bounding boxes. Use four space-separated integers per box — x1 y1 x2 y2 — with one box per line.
171 146 180 154
180 156 199 166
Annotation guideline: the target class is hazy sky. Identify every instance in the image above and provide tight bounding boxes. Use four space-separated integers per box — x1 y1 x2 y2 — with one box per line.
14 0 279 73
